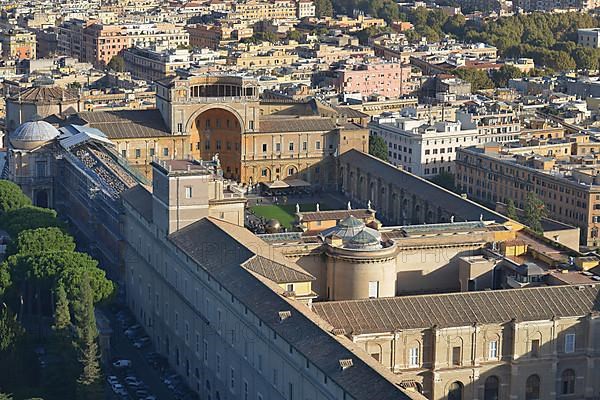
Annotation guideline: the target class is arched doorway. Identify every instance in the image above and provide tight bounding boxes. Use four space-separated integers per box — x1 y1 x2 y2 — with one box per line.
525 374 540 400
189 108 242 181
448 381 463 400
484 376 499 400
34 189 49 208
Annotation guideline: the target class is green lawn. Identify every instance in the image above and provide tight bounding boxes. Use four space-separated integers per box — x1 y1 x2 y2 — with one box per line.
250 203 331 228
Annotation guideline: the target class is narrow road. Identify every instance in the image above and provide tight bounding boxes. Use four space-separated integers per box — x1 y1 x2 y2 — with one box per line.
107 312 176 400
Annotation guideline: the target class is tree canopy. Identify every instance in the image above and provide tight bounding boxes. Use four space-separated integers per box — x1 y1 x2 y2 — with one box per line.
453 69 494 91
369 135 389 162
524 193 546 234
7 227 76 257
0 180 31 215
107 55 125 72
2 206 65 237
314 0 333 17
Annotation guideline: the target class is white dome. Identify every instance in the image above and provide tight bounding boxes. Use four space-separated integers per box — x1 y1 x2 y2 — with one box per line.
10 120 60 149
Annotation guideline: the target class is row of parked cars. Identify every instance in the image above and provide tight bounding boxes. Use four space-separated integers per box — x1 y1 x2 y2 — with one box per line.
113 307 198 400
107 370 156 400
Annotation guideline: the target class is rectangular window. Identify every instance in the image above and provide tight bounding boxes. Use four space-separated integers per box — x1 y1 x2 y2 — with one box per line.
36 161 47 177
230 367 235 390
452 346 461 365
149 148 155 157
316 141 321 150
203 340 208 364
408 347 419 367
185 186 192 199
565 334 575 353
163 148 169 156
368 281 379 298
177 122 183 133
531 339 540 357
121 149 127 158
276 143 281 152
216 353 221 376
136 149 142 159
289 142 294 151
262 143 267 152
302 141 307 151
488 340 498 359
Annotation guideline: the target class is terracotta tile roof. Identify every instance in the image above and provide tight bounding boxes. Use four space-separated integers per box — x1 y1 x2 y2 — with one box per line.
75 109 171 139
11 86 79 104
243 255 315 283
258 117 337 133
313 285 600 335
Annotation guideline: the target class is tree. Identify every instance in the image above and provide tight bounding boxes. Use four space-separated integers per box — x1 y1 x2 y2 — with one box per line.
72 278 97 343
573 47 600 71
369 135 389 162
74 278 103 400
524 193 546 234
314 0 333 17
0 180 31 215
505 199 518 221
491 65 523 88
453 69 495 91
5 251 113 320
0 265 9 299
107 55 125 72
7 227 76 257
53 284 71 331
0 307 23 354
430 172 456 192
2 206 65 237
76 338 103 400
287 29 302 42
0 393 12 400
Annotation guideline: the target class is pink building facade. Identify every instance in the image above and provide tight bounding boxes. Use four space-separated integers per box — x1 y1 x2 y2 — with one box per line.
334 61 415 98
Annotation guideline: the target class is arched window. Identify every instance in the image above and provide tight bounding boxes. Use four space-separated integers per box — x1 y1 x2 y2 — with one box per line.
562 369 575 395
525 374 540 400
484 376 499 400
448 381 463 400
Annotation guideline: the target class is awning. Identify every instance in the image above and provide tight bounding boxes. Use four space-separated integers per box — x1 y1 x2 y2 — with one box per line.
283 178 311 187
263 180 289 189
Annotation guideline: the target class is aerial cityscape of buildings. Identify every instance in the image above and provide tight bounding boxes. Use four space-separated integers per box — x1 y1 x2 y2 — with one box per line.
2 1 600 400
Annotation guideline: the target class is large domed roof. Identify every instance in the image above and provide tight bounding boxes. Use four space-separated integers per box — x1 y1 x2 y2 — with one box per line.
10 120 60 149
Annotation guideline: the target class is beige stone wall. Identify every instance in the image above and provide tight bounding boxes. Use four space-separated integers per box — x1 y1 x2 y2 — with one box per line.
350 316 600 400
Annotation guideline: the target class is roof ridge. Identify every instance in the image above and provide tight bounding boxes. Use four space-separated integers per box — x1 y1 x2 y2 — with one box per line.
317 283 600 305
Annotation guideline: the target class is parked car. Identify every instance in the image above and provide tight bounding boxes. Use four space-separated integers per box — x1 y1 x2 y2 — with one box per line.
107 375 119 386
133 337 151 349
111 383 127 396
125 376 143 388
113 359 132 369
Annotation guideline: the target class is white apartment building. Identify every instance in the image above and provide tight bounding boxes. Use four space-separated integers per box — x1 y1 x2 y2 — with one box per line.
578 28 600 48
369 112 479 178
455 101 521 144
